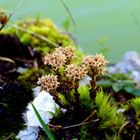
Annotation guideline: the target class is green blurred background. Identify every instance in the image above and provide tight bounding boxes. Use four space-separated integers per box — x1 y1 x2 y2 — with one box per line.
1 0 140 62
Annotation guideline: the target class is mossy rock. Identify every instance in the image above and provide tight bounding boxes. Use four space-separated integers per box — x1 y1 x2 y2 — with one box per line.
4 18 76 55
1 18 82 85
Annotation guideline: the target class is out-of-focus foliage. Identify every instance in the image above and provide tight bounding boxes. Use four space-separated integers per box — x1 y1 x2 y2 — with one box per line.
98 73 140 96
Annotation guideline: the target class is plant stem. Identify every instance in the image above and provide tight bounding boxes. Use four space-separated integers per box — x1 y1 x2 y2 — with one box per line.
118 121 129 137
51 90 66 109
82 110 97 123
74 80 80 106
62 119 99 129
10 24 59 48
89 75 97 99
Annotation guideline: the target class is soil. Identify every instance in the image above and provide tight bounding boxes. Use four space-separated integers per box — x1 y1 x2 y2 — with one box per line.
0 33 37 137
0 33 43 79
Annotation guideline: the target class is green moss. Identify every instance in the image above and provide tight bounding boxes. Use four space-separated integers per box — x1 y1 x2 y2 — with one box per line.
95 92 126 131
106 135 120 140
5 18 75 55
131 97 140 116
18 67 50 86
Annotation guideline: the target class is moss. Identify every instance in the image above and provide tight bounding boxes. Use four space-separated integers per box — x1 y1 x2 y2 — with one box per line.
95 92 126 132
18 67 50 87
106 135 120 140
4 18 76 56
131 97 140 117
1 18 84 86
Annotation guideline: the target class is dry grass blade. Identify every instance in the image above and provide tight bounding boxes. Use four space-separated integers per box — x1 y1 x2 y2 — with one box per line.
10 24 59 48
8 0 25 20
82 110 97 123
0 56 15 64
62 119 99 129
59 0 77 33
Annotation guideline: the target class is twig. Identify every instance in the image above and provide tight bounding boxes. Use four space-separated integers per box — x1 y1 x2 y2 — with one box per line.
132 134 136 140
0 56 15 64
82 110 97 123
10 24 59 48
62 119 99 129
0 0 25 31
118 121 129 137
8 0 25 20
48 124 62 129
13 57 34 64
3 133 14 140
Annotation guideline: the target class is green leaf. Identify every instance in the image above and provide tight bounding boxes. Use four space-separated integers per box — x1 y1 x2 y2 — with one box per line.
122 80 136 87
62 16 70 32
97 80 112 88
124 87 140 96
78 85 90 100
112 83 123 92
31 103 56 140
131 89 140 96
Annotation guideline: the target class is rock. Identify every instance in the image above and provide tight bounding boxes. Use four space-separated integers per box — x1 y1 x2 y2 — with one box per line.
107 51 140 82
24 90 59 128
16 126 39 140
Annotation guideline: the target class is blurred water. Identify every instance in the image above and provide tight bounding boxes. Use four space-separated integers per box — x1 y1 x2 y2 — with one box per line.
1 0 140 62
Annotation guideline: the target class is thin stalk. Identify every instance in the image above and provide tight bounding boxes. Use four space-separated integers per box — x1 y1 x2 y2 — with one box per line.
74 81 80 106
10 24 59 48
59 0 77 33
62 119 99 129
82 110 97 123
118 121 129 137
89 75 97 99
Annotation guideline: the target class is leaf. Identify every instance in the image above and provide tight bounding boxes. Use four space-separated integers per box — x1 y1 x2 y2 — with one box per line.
122 80 136 87
112 83 124 92
124 87 140 96
59 0 76 33
131 89 140 96
31 103 56 140
112 80 135 93
78 85 90 100
97 80 112 88
62 16 70 32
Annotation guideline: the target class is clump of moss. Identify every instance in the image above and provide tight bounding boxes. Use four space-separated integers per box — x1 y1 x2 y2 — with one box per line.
18 67 48 87
95 92 126 133
77 91 126 140
120 97 140 140
1 18 83 86
0 81 33 137
5 18 75 55
95 92 126 135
